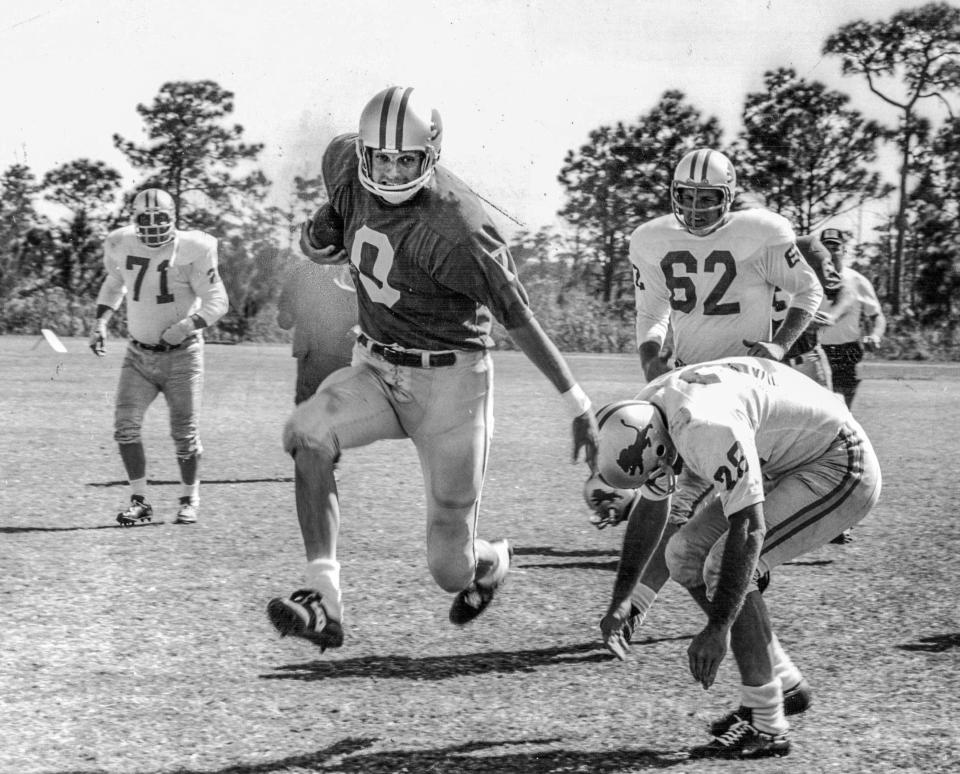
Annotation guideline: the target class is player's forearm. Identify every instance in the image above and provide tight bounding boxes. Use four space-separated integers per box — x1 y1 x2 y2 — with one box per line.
770 307 813 353
707 505 764 631
607 497 670 618
507 317 572 388
869 312 886 339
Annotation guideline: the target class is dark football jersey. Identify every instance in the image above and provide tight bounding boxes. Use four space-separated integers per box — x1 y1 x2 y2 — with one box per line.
776 234 843 357
322 133 533 351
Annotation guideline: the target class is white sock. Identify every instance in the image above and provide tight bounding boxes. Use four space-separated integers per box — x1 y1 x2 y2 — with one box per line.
769 634 804 690
629 583 659 625
129 478 147 500
741 680 788 735
180 480 200 505
305 558 343 622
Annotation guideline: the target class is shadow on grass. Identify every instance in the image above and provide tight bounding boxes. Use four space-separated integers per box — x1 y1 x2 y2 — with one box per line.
0 521 166 533
87 477 293 487
514 546 617 558
896 633 960 652
261 637 690 683
53 736 691 774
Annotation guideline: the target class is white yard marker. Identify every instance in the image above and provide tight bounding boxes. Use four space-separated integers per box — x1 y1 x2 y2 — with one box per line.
41 328 68 353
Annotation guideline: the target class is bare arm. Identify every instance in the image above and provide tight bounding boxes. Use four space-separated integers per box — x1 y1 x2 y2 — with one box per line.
745 307 813 361
638 340 673 382
687 503 765 688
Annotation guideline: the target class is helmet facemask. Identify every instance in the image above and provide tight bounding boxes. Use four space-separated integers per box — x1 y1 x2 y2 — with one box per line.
132 189 175 247
671 183 732 237
671 149 737 237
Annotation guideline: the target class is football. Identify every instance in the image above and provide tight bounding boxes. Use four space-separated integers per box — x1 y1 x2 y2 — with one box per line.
304 203 345 255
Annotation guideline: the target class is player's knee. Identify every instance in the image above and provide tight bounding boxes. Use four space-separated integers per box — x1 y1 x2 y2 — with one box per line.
430 479 481 512
282 412 338 460
113 424 142 445
426 521 474 592
173 435 201 458
664 530 703 589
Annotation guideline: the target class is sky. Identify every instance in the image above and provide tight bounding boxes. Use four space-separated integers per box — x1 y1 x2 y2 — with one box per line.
1 0 951 239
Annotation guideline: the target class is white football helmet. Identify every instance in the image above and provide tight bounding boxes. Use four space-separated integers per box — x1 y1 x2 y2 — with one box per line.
582 472 639 530
132 188 175 247
356 86 442 205
595 400 677 490
671 149 736 237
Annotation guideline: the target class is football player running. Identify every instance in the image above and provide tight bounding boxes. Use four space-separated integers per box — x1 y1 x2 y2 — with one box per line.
596 358 881 758
89 188 229 526
589 151 822 680
268 86 599 652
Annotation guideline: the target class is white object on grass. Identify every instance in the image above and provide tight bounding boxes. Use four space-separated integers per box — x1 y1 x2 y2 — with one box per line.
41 328 68 353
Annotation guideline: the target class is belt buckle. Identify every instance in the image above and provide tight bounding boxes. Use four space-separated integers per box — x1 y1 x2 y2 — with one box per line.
381 344 405 366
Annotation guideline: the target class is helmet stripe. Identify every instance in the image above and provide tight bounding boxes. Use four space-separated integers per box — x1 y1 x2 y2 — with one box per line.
695 150 713 182
394 87 414 150
378 87 400 149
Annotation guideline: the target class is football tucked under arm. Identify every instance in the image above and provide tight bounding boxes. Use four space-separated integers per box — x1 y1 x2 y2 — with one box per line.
300 203 348 265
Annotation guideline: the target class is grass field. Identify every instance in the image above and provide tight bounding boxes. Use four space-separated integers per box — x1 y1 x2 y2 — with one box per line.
1 335 958 774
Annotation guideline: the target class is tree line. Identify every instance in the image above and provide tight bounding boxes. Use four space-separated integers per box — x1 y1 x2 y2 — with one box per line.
1 3 958 358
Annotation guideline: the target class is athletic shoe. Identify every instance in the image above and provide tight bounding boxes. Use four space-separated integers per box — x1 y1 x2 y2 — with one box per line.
449 539 512 626
174 497 198 524
622 604 644 644
830 529 854 544
690 720 790 759
709 678 812 736
266 589 343 652
175 498 198 525
117 496 153 526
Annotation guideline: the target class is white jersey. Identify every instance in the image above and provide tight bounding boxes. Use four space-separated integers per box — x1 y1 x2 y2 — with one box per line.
631 210 822 364
820 267 882 345
96 226 229 345
636 357 851 517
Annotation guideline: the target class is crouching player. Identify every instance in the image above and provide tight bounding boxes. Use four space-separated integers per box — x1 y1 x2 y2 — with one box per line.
595 357 881 758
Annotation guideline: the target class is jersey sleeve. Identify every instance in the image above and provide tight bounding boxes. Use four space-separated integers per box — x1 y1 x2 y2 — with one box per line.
760 236 823 316
433 227 533 329
631 228 671 348
322 134 359 214
186 236 229 325
681 418 765 517
95 231 128 310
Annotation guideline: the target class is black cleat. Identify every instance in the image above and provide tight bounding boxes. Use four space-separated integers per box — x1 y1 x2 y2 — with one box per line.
830 529 854 545
267 589 343 652
709 678 812 736
690 720 790 759
117 496 153 526
449 539 511 626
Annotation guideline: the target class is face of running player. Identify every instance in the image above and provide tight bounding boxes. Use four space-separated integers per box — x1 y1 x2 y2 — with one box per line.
677 187 725 233
371 150 426 187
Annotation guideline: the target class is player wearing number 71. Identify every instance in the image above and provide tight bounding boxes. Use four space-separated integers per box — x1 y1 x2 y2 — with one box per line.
88 188 229 526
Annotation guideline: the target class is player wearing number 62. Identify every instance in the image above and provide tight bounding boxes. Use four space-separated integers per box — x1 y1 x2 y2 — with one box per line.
269 85 599 653
88 188 229 527
631 149 823 382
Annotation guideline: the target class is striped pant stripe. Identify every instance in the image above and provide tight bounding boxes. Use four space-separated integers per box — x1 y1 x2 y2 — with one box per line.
761 426 864 555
